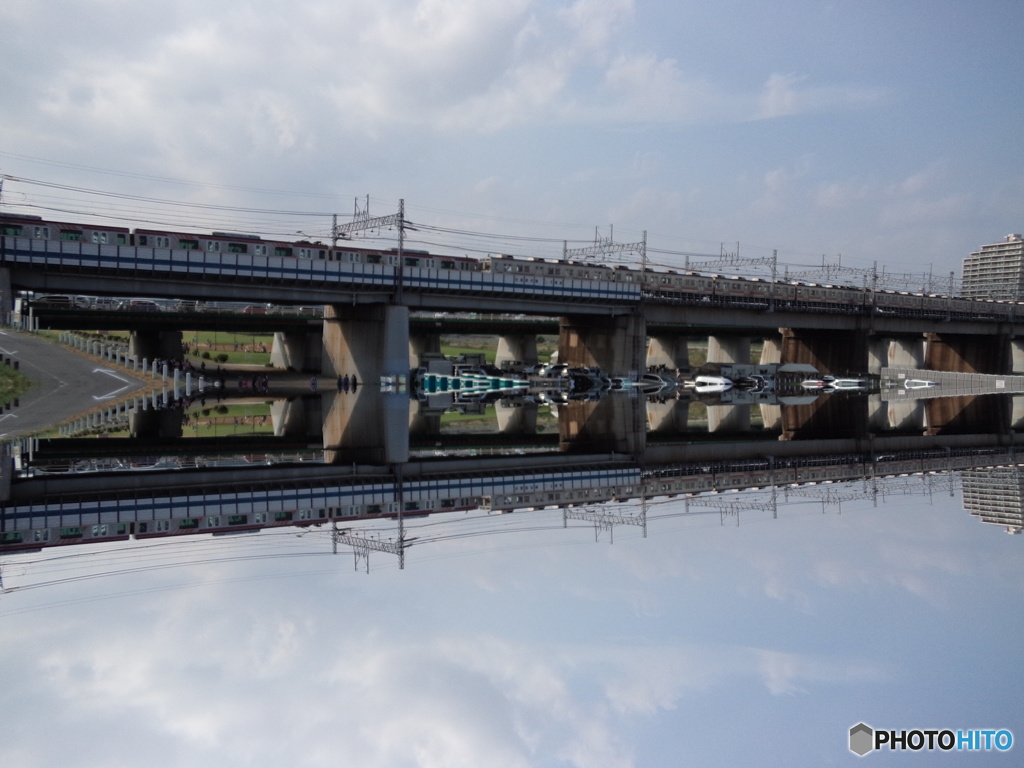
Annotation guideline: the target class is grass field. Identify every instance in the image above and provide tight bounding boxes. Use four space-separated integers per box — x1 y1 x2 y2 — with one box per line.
0 363 34 403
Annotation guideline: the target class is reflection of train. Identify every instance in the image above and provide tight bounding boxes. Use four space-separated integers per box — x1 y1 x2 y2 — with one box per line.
2 212 1019 319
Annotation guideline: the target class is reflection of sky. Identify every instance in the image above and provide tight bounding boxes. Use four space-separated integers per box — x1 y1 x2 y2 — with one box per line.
2 481 1021 767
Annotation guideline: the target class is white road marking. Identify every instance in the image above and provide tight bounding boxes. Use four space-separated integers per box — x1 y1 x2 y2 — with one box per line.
92 368 134 400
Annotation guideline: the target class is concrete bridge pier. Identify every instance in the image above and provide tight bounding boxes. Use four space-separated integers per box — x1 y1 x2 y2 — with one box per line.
129 406 184 439
925 395 1009 435
647 335 690 372
128 330 184 361
925 333 1007 374
559 396 645 455
323 304 411 382
707 403 751 432
646 397 690 433
270 330 323 372
321 304 411 465
323 387 410 464
495 399 538 434
883 399 927 433
886 336 927 369
409 404 443 436
409 332 441 368
707 335 751 365
495 334 538 370
1011 396 1024 429
1009 338 1024 373
780 329 867 375
759 402 782 431
559 313 645 377
270 396 323 438
759 336 782 365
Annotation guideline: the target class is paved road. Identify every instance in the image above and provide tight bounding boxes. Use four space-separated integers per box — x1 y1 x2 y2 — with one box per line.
0 329 150 441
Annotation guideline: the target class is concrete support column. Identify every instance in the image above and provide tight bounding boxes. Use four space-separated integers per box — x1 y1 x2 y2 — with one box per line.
707 336 750 365
270 396 323 438
495 400 538 434
646 397 690 433
128 407 184 439
759 403 782 431
559 312 645 377
888 336 926 368
707 404 751 432
1011 396 1024 429
647 336 689 372
884 400 927 432
323 303 410 382
559 396 645 455
1009 338 1024 373
779 328 867 375
495 334 538 370
925 333 1007 374
409 333 442 368
128 330 184 362
759 336 783 365
322 304 410 464
270 330 323 372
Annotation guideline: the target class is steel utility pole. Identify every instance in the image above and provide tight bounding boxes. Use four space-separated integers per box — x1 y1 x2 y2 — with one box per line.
333 196 406 300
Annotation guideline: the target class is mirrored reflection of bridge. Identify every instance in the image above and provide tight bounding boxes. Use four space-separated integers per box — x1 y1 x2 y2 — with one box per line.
3 433 1022 566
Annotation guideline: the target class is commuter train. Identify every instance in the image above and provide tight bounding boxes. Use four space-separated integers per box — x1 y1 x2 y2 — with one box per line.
1 212 1017 320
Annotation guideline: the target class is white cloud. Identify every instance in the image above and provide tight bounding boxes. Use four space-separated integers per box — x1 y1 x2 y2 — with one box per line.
756 72 887 120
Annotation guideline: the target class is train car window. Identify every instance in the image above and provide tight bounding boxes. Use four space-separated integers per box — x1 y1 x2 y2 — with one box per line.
33 226 50 239
91 232 109 244
405 257 420 267
441 260 456 269
179 239 198 250
2 223 23 236
228 242 248 254
274 246 292 257
254 244 268 256
207 240 221 252
365 253 381 264
60 230 83 242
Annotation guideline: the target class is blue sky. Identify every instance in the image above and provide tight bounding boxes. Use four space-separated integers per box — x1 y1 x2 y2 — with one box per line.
1 483 1021 767
2 0 1023 279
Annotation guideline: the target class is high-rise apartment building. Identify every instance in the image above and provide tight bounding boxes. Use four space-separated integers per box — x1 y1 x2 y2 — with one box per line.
962 234 1024 299
961 467 1024 534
